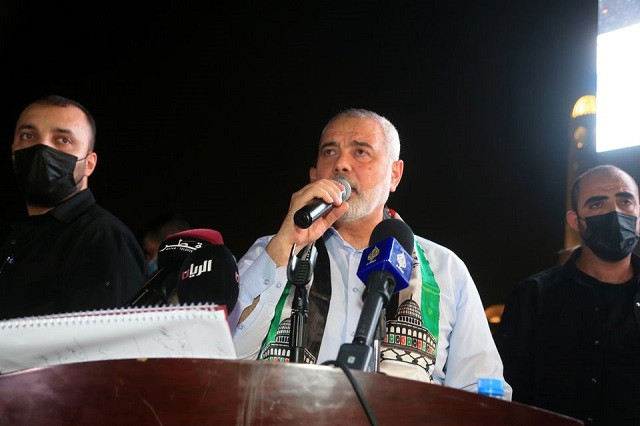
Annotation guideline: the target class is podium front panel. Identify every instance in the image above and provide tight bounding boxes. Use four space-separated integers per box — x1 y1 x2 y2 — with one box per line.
0 358 582 425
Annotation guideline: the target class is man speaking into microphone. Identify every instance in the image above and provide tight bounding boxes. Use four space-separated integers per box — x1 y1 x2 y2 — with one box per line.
229 108 510 398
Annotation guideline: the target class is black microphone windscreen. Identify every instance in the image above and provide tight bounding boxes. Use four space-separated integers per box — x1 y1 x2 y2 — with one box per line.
176 244 239 313
369 218 415 253
157 229 223 294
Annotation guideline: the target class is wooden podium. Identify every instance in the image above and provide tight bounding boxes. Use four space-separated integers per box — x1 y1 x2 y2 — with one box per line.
0 358 581 425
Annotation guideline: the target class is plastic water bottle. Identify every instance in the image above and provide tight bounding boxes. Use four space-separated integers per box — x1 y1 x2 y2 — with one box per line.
477 378 504 399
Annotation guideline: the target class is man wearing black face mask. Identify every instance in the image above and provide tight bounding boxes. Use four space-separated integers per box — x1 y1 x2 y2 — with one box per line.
496 164 640 425
0 95 145 320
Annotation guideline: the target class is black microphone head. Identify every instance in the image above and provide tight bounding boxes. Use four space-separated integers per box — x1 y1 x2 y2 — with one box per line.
369 218 415 253
157 229 224 294
126 229 226 308
293 178 352 228
176 244 239 313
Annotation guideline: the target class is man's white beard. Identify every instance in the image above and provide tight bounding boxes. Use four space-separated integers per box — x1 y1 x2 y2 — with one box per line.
337 172 391 223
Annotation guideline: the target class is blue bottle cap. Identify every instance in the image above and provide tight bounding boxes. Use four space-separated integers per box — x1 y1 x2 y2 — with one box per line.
477 377 504 396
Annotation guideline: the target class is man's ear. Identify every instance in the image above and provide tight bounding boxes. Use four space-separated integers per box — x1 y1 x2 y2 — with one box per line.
389 160 404 192
309 166 317 182
84 152 98 178
567 210 579 232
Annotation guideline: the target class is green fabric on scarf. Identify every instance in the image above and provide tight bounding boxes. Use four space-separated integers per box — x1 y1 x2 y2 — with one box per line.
259 216 441 366
260 281 292 355
416 242 440 344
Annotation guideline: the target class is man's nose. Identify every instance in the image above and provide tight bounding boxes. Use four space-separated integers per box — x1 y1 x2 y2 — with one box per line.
333 152 351 174
613 203 626 213
29 137 56 148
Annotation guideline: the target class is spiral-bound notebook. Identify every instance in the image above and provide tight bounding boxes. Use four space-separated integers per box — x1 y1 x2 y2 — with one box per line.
0 303 236 374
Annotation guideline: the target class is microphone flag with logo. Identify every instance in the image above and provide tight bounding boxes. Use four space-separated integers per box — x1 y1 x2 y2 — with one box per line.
337 218 415 371
125 229 223 307
176 244 239 314
356 236 413 294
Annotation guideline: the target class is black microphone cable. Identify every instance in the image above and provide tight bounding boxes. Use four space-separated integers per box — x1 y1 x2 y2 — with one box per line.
321 359 379 426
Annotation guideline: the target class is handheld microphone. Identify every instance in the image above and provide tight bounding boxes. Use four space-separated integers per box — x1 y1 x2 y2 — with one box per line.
176 244 239 314
336 218 415 371
293 178 352 229
125 229 224 307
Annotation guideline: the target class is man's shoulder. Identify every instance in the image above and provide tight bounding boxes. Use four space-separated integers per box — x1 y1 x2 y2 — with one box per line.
414 234 461 260
247 234 275 250
79 202 122 224
237 234 274 262
512 264 567 295
69 204 144 267
523 263 564 282
73 203 137 240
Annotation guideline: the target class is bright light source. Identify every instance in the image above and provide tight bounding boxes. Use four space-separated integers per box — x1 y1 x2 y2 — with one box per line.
596 22 640 152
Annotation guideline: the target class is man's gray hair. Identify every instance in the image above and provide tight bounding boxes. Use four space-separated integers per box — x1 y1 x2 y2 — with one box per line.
322 108 401 161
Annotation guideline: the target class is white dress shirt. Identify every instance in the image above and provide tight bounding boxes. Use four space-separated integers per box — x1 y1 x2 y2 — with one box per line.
230 228 512 399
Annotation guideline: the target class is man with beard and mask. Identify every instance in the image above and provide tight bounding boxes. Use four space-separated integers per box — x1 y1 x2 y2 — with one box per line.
229 108 510 397
0 95 145 320
496 164 640 424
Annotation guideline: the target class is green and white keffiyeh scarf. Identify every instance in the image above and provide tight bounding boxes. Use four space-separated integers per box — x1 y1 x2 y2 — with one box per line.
258 211 440 381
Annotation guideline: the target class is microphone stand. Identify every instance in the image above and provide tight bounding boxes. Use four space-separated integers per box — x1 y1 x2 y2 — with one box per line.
336 271 395 371
124 268 167 308
286 242 318 363
372 308 387 373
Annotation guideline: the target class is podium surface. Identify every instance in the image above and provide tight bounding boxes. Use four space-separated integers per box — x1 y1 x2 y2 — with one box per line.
0 358 581 425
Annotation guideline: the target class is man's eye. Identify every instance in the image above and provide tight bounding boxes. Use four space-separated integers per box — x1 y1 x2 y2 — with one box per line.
19 133 34 140
57 137 72 144
589 202 602 209
322 149 335 156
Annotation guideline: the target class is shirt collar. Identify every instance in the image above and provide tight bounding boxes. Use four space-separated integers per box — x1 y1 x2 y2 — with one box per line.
324 227 361 254
323 206 397 253
567 246 640 285
49 189 96 223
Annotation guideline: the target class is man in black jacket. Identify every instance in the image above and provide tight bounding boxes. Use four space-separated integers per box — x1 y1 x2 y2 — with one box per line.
0 95 145 320
497 164 640 424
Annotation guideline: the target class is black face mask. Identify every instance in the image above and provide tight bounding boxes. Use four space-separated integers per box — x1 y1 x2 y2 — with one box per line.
12 144 81 207
579 211 639 261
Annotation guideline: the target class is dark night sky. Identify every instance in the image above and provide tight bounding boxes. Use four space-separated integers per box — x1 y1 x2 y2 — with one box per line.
4 1 635 308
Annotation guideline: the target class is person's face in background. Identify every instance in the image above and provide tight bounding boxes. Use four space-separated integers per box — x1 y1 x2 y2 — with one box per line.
142 234 161 273
572 169 639 229
567 168 640 261
142 235 159 263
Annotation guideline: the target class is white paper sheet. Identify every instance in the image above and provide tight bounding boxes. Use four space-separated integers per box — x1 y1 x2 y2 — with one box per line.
0 304 237 374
